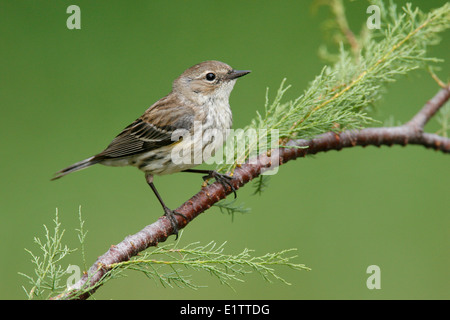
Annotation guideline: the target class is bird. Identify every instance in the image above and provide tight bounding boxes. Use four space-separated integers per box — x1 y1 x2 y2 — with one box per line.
52 60 250 238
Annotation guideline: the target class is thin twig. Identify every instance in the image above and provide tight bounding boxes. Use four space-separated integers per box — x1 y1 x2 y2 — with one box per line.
408 85 450 129
331 0 360 56
428 67 448 89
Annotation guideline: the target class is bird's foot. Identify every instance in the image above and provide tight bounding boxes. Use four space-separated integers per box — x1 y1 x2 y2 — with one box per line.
203 171 237 198
163 207 188 240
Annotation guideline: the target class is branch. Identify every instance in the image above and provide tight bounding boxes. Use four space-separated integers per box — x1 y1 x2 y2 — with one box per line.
52 84 450 300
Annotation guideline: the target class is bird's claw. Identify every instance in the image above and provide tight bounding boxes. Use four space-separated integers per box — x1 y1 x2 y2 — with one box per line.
203 171 237 199
163 207 188 240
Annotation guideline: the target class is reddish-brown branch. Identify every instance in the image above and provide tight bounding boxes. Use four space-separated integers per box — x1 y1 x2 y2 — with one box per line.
53 85 450 300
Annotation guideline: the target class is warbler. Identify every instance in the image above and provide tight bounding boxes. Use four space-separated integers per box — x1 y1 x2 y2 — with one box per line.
52 60 250 237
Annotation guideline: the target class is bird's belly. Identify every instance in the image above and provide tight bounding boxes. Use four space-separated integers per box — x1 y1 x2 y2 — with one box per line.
132 125 230 175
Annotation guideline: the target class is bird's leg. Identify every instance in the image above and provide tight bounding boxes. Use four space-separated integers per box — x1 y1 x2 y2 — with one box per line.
182 169 237 198
145 173 187 239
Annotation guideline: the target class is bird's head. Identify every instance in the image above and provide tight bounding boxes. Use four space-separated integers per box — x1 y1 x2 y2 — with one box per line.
173 60 250 104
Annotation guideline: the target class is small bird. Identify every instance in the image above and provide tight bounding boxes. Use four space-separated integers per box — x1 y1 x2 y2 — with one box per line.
52 60 250 237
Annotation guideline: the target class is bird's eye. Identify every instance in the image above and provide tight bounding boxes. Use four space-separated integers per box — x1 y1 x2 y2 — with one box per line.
205 73 216 81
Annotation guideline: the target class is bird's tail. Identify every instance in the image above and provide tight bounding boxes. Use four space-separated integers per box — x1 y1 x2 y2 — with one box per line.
51 156 100 180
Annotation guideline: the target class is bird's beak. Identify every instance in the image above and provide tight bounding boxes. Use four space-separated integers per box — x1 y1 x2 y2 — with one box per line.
226 69 251 80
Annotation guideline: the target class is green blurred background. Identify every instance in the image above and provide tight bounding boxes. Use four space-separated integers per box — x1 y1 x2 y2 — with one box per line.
1 0 449 299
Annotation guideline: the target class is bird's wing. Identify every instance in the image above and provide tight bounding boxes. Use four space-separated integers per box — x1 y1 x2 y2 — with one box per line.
97 102 195 159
